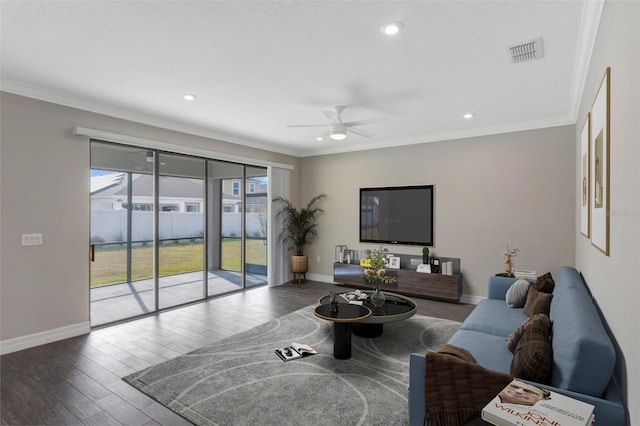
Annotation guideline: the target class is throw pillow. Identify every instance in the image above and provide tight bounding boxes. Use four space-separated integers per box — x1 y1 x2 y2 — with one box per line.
505 279 531 308
510 318 553 384
506 314 551 353
523 287 553 317
534 272 555 293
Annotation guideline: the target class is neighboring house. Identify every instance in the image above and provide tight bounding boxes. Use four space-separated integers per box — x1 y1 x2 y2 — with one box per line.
91 173 205 212
90 173 267 242
91 173 267 214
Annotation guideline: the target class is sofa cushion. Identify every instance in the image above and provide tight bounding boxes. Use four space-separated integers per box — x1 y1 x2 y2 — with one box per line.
523 287 552 317
505 279 531 308
510 318 552 383
448 329 513 375
534 272 555 293
550 282 616 397
459 298 528 337
506 313 551 353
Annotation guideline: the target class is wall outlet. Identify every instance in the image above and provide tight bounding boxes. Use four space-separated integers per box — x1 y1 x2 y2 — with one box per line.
316 256 321 263
22 233 43 246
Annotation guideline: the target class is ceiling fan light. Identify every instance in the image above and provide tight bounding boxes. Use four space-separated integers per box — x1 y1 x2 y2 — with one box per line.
330 131 347 140
381 22 403 36
330 123 347 140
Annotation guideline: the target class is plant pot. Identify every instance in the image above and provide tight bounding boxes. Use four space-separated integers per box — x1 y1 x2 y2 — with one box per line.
290 255 309 274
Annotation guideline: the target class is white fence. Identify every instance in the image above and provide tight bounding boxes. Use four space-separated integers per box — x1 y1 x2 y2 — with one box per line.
91 210 265 242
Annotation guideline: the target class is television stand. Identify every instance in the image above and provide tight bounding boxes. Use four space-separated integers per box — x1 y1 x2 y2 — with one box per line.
332 255 462 302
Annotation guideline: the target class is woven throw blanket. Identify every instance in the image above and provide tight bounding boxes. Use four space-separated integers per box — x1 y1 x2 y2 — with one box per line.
424 344 513 426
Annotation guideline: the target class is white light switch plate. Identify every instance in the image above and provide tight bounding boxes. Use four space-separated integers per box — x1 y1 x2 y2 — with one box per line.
22 233 43 246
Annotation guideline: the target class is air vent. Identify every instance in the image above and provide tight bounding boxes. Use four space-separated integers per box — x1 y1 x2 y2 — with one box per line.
507 38 544 63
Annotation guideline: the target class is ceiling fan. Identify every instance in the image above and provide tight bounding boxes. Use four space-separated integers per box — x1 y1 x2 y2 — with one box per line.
286 106 384 141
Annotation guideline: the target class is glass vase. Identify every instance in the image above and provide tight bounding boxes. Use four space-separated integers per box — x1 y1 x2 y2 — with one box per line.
370 284 386 308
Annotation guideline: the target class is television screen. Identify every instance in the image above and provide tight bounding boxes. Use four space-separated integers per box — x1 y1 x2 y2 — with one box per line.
359 185 434 246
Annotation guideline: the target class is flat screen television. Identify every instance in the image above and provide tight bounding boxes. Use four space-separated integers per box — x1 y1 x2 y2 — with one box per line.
359 185 434 246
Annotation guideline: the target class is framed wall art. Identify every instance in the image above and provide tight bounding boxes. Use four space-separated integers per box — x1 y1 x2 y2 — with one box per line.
580 113 590 237
590 67 610 256
387 256 401 269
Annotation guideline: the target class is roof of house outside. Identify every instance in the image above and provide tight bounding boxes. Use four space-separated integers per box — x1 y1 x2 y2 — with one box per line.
92 173 204 198
91 173 265 201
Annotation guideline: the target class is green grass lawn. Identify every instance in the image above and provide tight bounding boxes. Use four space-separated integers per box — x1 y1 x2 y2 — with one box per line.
91 239 266 287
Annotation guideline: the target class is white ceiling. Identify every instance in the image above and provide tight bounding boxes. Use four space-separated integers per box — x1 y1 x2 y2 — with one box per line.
1 1 602 157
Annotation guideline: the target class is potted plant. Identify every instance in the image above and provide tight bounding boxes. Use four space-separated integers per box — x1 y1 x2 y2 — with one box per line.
273 193 327 282
422 247 430 264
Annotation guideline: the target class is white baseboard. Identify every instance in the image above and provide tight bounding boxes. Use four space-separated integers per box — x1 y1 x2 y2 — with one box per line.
0 322 90 355
306 273 335 283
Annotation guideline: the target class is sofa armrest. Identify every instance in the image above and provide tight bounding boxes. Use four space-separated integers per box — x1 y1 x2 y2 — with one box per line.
409 353 427 426
411 353 627 426
523 380 628 426
487 275 518 300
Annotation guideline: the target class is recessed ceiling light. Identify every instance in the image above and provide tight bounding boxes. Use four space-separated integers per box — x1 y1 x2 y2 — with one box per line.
463 113 475 119
183 94 196 101
317 137 323 141
381 22 403 36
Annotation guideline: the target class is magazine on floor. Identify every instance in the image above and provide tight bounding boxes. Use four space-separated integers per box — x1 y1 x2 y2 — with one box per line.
482 379 595 426
275 342 318 362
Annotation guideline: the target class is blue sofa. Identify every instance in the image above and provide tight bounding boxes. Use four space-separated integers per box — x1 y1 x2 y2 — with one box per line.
409 266 627 425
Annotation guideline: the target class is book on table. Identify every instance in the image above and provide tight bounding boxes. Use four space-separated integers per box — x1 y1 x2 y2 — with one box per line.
482 379 595 426
275 342 318 362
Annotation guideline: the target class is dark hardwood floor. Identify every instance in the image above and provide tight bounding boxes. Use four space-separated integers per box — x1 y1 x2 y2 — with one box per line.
1 281 475 425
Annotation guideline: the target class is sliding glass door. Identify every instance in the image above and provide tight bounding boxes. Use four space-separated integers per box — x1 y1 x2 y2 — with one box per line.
90 140 269 326
90 143 156 325
158 153 206 309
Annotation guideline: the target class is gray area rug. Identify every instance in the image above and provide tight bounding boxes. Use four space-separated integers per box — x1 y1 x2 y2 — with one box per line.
123 304 461 426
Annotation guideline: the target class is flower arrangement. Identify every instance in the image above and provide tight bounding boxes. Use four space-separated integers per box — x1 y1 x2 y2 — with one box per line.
502 244 520 259
363 247 397 286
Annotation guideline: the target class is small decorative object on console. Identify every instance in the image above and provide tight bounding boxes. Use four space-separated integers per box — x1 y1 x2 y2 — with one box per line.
387 256 401 269
502 244 519 276
429 257 441 274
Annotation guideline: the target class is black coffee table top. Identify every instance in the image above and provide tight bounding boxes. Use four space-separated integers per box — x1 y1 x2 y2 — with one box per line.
314 304 371 323
319 291 417 324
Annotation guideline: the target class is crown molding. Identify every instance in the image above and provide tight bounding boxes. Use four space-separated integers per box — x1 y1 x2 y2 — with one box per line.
301 115 574 157
0 75 580 159
567 0 606 122
0 79 302 158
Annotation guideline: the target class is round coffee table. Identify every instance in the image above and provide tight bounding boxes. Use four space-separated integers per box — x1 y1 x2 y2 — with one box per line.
318 290 417 338
314 304 371 359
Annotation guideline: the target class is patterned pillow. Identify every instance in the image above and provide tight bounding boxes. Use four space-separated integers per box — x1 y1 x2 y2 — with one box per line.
505 279 531 308
534 272 555 293
510 318 553 384
506 314 551 353
523 287 553 317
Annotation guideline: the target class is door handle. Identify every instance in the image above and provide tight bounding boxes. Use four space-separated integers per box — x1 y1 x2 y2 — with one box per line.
90 244 95 262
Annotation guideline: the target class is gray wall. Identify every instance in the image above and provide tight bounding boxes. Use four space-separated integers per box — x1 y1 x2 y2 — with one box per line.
0 92 300 342
574 1 640 424
300 126 576 300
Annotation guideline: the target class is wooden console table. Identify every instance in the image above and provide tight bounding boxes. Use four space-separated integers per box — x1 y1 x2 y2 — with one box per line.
333 259 462 302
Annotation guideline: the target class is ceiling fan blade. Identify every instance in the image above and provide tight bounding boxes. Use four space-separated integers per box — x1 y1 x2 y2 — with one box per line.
347 127 372 138
322 110 335 121
343 117 387 127
286 124 326 128
317 130 330 140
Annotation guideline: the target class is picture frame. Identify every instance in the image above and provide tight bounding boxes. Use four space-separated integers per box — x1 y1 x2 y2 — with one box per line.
580 112 590 238
387 256 401 269
590 67 610 256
